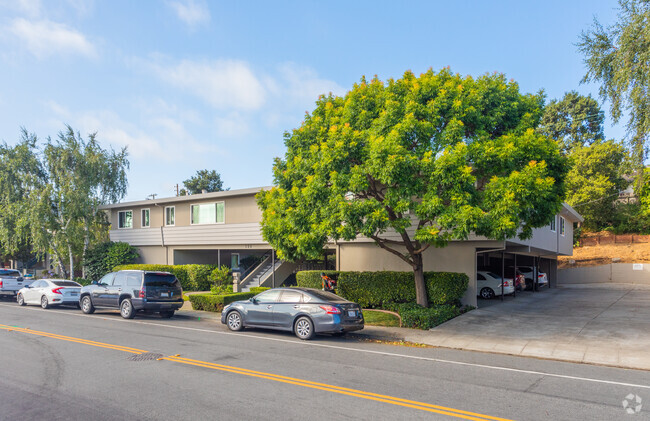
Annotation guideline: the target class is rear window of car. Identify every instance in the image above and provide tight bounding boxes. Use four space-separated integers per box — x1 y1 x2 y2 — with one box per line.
53 281 81 287
305 290 347 302
0 270 21 276
144 273 180 288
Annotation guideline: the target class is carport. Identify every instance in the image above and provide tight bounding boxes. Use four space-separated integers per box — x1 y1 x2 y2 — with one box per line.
476 244 558 308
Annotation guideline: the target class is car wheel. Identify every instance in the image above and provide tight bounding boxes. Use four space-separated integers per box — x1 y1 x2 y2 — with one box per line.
294 316 315 340
17 293 25 306
81 296 95 314
480 287 495 300
120 299 135 319
40 295 49 309
226 311 243 331
160 310 175 318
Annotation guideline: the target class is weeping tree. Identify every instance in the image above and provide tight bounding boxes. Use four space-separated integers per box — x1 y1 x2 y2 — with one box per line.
28 126 129 279
258 69 568 307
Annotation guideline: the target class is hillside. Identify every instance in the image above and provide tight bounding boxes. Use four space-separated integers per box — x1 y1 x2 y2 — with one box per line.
558 241 650 268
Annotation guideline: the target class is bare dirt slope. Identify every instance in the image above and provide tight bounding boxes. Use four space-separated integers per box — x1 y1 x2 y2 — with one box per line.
558 241 650 268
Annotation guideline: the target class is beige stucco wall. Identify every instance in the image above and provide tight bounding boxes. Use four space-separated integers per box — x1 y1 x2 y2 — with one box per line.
338 241 498 307
558 263 650 285
110 194 261 229
135 246 167 265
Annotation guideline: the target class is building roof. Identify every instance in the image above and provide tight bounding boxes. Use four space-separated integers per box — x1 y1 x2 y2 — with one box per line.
99 186 272 209
560 203 584 223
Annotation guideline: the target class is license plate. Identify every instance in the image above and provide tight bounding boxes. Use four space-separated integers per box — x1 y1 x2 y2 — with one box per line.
70 292 78 296
161 292 169 298
348 310 356 317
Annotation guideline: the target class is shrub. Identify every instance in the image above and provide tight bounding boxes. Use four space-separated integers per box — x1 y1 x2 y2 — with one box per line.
397 304 461 329
84 241 139 281
185 264 216 291
113 264 193 290
74 277 91 286
209 265 232 288
248 287 270 294
188 292 256 312
210 284 233 294
296 271 468 308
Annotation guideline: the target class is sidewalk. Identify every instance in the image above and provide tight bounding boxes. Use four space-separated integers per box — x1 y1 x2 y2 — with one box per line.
177 283 650 371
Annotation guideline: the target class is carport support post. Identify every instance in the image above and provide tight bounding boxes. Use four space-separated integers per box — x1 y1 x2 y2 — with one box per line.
501 251 505 301
513 254 517 297
533 257 538 292
272 250 276 288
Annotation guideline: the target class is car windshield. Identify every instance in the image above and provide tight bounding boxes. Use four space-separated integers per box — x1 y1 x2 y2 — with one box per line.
305 290 347 302
144 273 180 287
0 270 21 276
53 281 81 287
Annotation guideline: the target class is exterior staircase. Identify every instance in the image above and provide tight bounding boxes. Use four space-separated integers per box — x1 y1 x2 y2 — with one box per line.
240 258 283 291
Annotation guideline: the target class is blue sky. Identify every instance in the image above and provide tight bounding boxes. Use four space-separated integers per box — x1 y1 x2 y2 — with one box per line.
0 0 622 202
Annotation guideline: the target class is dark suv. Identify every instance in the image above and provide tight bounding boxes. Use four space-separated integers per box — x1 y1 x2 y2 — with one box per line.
79 270 184 319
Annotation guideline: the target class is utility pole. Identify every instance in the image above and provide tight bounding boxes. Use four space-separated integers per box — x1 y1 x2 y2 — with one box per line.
174 184 179 196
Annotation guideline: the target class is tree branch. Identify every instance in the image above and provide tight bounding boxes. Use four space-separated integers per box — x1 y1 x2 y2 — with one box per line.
369 235 416 269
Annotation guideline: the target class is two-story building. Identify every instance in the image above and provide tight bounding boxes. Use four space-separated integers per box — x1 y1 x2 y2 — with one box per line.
102 186 582 306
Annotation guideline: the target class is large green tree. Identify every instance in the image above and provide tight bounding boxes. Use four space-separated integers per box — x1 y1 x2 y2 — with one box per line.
0 129 46 264
565 140 629 230
258 69 568 307
29 127 129 279
539 91 631 230
183 169 226 194
538 91 605 152
578 0 650 167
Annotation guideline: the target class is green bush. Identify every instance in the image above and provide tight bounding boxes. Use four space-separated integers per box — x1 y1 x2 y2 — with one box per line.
296 271 468 308
113 264 206 291
185 264 217 290
188 292 256 312
74 277 91 286
397 304 461 329
84 241 139 281
248 287 270 294
209 265 232 288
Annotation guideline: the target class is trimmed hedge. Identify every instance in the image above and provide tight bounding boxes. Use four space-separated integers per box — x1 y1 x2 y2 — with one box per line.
296 271 468 308
396 303 461 330
188 292 256 312
249 287 270 294
113 264 217 291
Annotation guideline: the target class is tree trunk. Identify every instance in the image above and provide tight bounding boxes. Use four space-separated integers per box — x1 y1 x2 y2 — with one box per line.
55 252 68 279
82 221 90 279
68 244 74 281
413 253 428 307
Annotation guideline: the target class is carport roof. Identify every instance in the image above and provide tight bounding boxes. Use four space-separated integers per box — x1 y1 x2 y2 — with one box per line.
561 203 584 223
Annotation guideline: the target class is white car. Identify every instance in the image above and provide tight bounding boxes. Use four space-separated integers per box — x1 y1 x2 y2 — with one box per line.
477 271 514 299
17 279 82 309
517 267 548 289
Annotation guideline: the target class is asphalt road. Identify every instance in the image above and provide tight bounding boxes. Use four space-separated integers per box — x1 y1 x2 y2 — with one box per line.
0 298 648 421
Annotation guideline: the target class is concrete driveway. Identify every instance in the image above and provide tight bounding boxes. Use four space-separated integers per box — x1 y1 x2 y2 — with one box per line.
426 283 650 370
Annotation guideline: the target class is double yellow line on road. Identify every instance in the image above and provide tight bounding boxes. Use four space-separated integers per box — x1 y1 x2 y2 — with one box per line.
0 323 146 354
2 323 512 421
163 354 513 421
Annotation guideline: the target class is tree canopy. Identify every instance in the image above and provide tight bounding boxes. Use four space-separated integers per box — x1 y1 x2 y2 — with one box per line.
0 126 129 279
578 0 650 166
538 91 605 152
258 68 568 306
183 169 226 194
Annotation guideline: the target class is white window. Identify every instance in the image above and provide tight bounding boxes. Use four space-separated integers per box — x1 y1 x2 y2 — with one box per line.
165 206 175 226
118 210 132 229
141 209 150 228
550 216 556 232
560 217 566 236
191 202 225 225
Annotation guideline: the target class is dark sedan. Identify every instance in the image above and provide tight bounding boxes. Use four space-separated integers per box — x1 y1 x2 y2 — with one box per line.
221 287 364 340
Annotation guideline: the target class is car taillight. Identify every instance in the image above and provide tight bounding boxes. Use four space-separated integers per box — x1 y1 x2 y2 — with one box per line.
139 288 146 298
319 305 341 314
0 281 3 288
52 287 63 295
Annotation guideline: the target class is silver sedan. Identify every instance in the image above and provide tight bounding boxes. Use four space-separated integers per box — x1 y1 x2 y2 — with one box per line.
221 287 364 340
17 279 82 309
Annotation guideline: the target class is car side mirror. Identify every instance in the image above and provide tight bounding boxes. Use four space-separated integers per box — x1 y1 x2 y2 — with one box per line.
24 285 31 288
250 297 257 304
91 280 98 285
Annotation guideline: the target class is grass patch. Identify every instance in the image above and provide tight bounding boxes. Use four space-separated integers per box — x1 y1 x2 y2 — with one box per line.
363 310 401 327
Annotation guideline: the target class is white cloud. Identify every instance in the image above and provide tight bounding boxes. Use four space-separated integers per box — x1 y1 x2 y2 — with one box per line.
147 59 266 110
275 62 346 104
166 0 210 29
8 18 96 59
0 0 42 17
44 101 218 161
